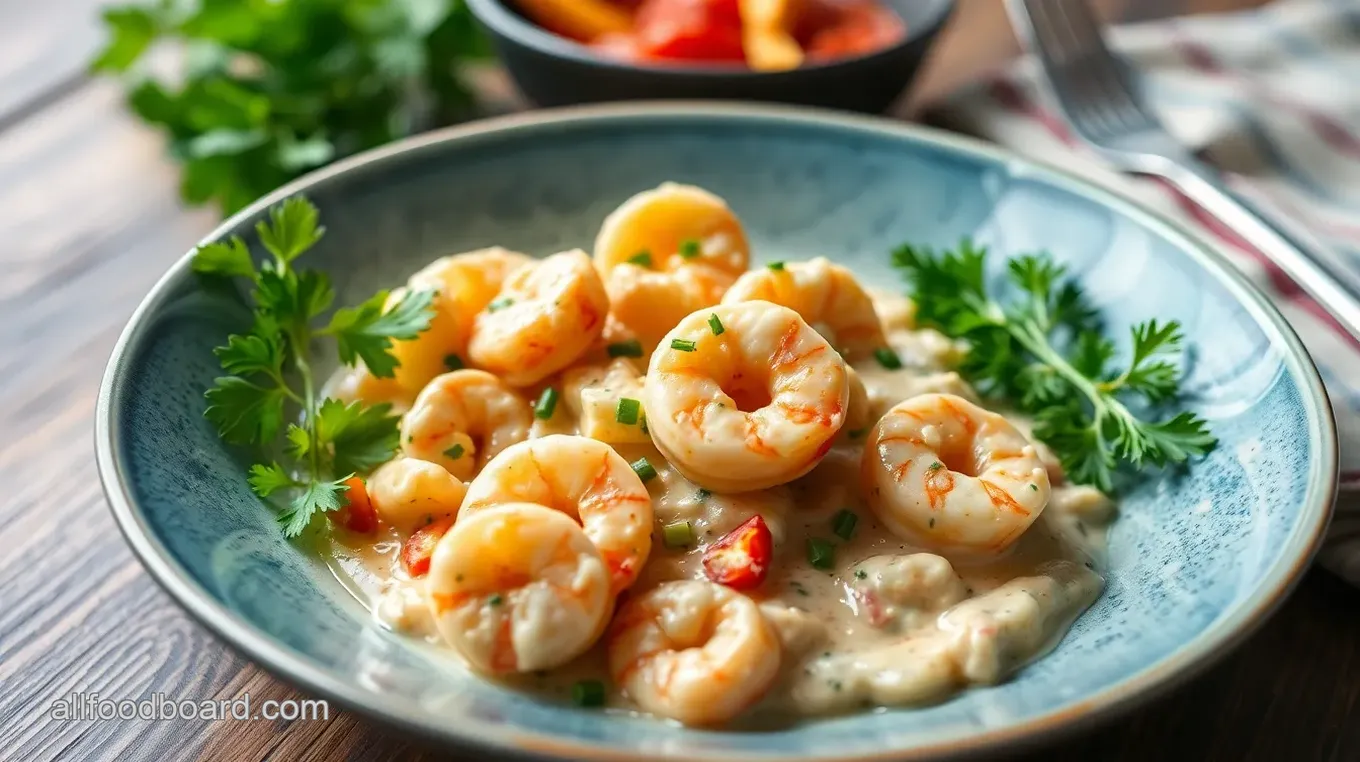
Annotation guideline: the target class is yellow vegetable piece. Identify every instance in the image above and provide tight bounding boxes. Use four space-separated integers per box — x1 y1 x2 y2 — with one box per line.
516 0 633 42
739 0 805 71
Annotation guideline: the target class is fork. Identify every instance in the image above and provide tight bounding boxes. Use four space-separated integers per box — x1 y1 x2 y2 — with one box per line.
1007 0 1360 344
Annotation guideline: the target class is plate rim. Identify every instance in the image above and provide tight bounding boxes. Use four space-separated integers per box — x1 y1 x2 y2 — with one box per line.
95 101 1338 762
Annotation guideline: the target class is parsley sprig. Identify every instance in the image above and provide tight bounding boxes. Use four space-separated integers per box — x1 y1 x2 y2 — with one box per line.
193 197 434 535
892 240 1216 492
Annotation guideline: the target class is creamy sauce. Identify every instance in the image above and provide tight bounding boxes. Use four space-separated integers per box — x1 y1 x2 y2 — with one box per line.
324 291 1114 724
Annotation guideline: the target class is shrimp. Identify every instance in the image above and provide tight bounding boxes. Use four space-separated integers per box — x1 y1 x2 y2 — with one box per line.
604 261 742 352
325 362 412 414
607 580 780 726
722 257 887 360
460 435 653 594
467 249 608 387
861 393 1051 556
367 458 468 534
427 503 611 674
594 183 751 350
401 370 533 481
644 301 849 492
388 247 532 395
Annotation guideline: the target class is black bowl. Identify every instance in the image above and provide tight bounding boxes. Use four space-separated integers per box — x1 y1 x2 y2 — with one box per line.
466 0 955 114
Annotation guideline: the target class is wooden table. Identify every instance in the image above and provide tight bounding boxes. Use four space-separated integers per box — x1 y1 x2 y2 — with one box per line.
5 1 1358 760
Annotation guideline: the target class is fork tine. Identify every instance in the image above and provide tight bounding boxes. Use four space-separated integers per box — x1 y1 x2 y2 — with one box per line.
1019 0 1117 138
1048 0 1151 130
1010 0 1159 141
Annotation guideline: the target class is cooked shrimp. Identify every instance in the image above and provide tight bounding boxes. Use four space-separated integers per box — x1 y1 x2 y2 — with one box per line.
594 183 751 349
861 393 1050 556
325 362 412 414
367 458 468 534
607 580 780 725
595 183 750 277
723 257 887 359
460 435 653 594
644 301 849 492
467 249 608 387
604 261 742 352
388 247 532 395
401 370 533 481
427 503 611 674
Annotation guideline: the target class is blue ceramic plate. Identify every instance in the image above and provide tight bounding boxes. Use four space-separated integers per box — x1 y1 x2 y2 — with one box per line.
97 104 1337 761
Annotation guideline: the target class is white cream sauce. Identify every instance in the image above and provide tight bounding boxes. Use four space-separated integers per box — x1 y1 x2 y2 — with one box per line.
324 292 1114 724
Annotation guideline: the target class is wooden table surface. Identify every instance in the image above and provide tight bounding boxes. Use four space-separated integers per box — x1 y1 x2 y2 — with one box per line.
5 1 1359 760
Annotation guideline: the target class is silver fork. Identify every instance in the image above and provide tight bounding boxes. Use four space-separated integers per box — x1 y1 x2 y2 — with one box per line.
1008 0 1360 344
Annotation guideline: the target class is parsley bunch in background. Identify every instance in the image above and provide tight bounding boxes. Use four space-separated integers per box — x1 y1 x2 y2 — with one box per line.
91 0 489 214
893 241 1216 493
193 196 434 536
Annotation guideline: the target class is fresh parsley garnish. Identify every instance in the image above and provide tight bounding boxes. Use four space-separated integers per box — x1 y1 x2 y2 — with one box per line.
892 240 1215 493
194 196 435 536
91 0 489 214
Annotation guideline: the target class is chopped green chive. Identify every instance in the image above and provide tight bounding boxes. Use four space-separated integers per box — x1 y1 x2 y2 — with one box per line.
696 488 711 501
571 679 606 708
627 250 652 268
1030 483 1039 491
616 397 641 425
443 444 465 460
791 581 809 597
807 538 835 570
488 296 514 312
831 510 858 541
767 261 786 271
874 347 902 370
631 457 658 483
534 387 559 419
671 339 697 352
928 461 943 472
443 354 464 371
854 569 867 580
707 313 725 336
662 521 694 548
607 339 644 358
488 594 504 606
678 239 701 259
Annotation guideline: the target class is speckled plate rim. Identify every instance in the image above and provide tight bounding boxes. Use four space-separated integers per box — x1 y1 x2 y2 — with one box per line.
95 101 1338 762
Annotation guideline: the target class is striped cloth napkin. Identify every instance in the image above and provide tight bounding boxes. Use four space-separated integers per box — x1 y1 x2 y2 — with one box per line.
929 0 1360 585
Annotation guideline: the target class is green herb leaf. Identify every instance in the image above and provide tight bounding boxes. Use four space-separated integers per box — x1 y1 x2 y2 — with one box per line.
327 288 436 377
214 333 284 377
256 197 325 262
91 7 159 73
317 399 402 475
192 237 255 278
278 476 349 538
535 387 559 420
204 376 287 446
248 462 295 497
607 340 644 358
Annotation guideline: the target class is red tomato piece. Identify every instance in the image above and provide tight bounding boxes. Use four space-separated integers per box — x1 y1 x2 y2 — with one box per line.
804 1 905 61
702 515 773 590
635 0 746 62
334 476 378 534
402 517 456 578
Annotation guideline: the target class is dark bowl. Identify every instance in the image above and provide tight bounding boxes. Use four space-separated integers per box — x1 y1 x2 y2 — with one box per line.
466 0 955 113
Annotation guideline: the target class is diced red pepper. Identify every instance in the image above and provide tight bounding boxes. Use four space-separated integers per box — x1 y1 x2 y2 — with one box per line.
402 517 456 578
635 0 746 62
702 515 773 590
334 476 378 534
